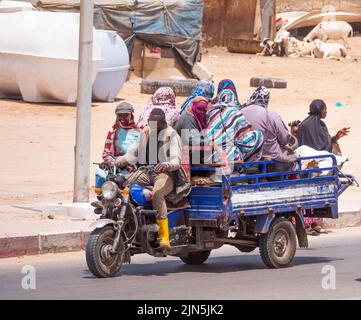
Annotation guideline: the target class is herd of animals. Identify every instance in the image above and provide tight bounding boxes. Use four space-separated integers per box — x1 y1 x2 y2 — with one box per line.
258 21 354 60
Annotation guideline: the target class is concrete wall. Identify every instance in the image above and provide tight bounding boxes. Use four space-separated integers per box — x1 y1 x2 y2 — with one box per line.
277 0 361 13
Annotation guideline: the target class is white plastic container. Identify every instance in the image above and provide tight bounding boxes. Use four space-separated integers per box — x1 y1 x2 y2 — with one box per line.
0 7 129 104
92 30 130 102
0 10 102 103
0 0 33 13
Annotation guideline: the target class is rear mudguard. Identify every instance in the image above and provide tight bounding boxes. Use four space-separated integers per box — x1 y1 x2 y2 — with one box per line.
254 214 275 234
90 219 116 231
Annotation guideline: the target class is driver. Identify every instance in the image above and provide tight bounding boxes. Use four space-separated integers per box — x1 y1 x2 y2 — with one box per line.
115 108 190 251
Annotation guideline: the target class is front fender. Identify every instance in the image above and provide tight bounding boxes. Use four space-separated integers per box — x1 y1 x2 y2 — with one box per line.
90 219 116 230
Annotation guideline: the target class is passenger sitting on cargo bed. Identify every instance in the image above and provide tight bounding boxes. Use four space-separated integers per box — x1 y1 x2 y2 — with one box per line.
241 86 298 174
212 79 241 108
174 96 208 145
206 89 264 164
137 87 180 129
296 99 350 156
180 80 214 114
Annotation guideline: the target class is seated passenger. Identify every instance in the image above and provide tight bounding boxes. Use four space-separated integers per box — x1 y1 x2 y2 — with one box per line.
115 108 191 251
180 80 214 114
296 99 350 156
206 90 264 164
213 79 241 108
95 102 140 200
174 96 208 146
241 86 297 172
102 102 140 170
137 87 180 129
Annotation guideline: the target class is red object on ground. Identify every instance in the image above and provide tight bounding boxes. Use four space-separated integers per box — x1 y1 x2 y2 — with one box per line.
151 47 161 54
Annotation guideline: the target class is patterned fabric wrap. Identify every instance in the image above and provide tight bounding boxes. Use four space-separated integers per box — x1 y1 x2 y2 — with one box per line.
137 87 180 128
214 79 240 107
206 102 264 162
180 80 214 114
243 86 270 109
214 89 238 108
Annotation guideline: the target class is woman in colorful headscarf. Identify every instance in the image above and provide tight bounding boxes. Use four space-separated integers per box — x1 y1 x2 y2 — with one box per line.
137 87 180 128
242 85 270 109
180 80 214 114
206 90 264 163
214 88 239 107
213 79 241 107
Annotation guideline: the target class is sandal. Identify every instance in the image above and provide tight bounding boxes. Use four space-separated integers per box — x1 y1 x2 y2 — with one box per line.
306 228 320 236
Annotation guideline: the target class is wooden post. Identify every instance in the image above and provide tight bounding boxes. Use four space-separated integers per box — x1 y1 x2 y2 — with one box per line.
141 43 145 79
220 0 227 46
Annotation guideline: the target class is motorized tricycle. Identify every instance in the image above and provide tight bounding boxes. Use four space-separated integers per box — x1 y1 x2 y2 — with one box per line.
86 154 356 278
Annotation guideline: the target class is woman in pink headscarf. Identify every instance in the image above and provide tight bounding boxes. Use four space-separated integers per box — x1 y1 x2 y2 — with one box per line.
174 96 208 147
137 87 180 129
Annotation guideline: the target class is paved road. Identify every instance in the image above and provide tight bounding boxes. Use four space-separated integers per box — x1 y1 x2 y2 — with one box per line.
1 227 360 300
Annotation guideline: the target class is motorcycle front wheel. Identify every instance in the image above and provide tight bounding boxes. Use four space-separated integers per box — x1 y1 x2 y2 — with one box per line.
86 226 125 278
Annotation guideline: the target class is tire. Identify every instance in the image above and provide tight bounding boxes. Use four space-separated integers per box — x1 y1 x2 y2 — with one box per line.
86 226 125 278
180 250 211 265
250 77 287 89
141 79 197 97
259 217 297 269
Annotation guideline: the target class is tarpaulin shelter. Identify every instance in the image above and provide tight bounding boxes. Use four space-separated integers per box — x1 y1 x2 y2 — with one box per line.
19 0 204 77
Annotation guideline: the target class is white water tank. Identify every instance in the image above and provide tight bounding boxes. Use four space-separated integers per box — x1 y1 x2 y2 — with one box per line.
0 6 129 103
0 0 33 12
93 30 130 102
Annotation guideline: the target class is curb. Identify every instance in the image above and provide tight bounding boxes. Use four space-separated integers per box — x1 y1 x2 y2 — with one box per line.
323 209 361 229
0 210 359 259
0 231 90 259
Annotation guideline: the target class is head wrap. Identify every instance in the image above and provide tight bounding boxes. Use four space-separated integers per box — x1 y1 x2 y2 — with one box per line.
243 86 270 109
180 80 214 114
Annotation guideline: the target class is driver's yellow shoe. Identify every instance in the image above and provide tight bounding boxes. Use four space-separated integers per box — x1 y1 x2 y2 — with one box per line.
156 218 171 250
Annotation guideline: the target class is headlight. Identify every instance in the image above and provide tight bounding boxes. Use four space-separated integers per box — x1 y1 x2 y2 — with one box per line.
101 181 118 200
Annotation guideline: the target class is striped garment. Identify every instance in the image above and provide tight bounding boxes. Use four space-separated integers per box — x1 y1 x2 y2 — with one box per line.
213 79 241 107
206 102 264 163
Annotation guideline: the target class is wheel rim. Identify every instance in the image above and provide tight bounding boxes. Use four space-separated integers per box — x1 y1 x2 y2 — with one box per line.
99 235 117 268
273 230 289 257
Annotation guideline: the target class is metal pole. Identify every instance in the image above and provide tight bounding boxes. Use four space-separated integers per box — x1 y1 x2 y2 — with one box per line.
73 0 94 203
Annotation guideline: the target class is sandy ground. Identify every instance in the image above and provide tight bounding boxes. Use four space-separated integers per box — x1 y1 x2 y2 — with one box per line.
0 37 360 209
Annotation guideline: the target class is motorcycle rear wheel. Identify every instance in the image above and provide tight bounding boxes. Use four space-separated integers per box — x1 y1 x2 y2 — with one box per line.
86 226 125 278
